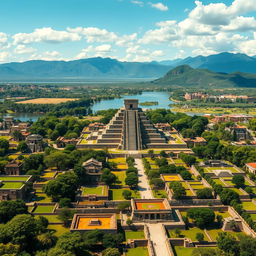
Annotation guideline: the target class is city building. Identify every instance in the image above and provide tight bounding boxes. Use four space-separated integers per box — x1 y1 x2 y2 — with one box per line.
26 134 44 152
4 161 23 175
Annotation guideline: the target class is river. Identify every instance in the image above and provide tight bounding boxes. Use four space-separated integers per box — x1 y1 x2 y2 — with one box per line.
92 91 173 112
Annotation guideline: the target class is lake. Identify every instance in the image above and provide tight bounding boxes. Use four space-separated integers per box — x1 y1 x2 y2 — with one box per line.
92 91 173 112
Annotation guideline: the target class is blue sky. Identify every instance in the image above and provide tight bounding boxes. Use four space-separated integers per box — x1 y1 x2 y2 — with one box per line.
0 0 255 63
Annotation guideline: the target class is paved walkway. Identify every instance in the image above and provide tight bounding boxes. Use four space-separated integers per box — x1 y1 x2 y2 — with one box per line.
135 158 154 199
147 223 170 256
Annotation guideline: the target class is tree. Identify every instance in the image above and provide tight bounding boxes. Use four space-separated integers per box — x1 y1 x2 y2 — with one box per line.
196 188 213 199
57 208 74 227
217 232 239 256
169 181 186 199
101 169 117 186
187 208 215 228
232 175 245 188
44 172 79 201
55 232 90 256
23 154 44 172
196 232 204 242
117 201 130 211
102 248 120 256
1 214 42 250
0 200 28 223
125 173 138 188
220 188 240 205
0 138 9 156
13 130 23 141
17 141 29 153
239 234 256 256
179 153 196 166
122 190 132 200
150 178 164 188
180 170 192 180
37 232 57 250
59 198 72 208
44 151 71 171
0 243 20 255
48 247 75 256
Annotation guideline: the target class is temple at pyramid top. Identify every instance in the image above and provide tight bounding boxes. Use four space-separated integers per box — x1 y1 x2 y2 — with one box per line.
77 99 190 152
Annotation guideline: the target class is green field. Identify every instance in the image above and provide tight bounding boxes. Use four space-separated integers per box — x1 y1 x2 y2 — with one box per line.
0 182 23 189
125 230 145 240
110 188 140 200
112 171 126 185
48 224 69 236
153 190 168 198
40 215 62 223
126 247 148 256
169 227 210 241
242 201 256 211
82 186 106 196
33 205 55 213
0 176 29 181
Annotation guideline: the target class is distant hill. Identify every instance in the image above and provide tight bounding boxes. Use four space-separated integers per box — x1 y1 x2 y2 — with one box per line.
153 65 256 88
0 57 171 80
158 52 256 74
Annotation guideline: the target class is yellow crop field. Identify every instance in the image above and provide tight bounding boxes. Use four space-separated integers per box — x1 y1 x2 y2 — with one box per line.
16 98 78 104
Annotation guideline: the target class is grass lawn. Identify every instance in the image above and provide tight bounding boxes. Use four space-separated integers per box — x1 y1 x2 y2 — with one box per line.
112 171 126 185
109 157 126 164
48 224 69 236
207 228 242 241
33 193 52 203
250 214 256 221
215 211 231 218
242 201 256 211
82 186 106 196
1 182 23 189
28 206 34 212
213 179 227 186
42 172 56 178
190 184 205 189
230 188 245 195
185 189 194 196
126 247 148 256
0 176 29 181
110 188 140 200
173 246 195 256
33 205 55 213
182 228 209 241
40 215 62 223
125 230 145 240
172 158 185 164
153 189 168 198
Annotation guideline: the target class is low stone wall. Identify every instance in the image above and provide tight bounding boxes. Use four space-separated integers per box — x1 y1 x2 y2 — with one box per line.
170 199 222 206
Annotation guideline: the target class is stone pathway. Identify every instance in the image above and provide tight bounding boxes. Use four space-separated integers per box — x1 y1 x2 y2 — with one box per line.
135 158 154 199
147 223 170 256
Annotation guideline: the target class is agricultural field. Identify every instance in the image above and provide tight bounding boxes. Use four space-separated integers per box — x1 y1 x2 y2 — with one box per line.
16 98 78 104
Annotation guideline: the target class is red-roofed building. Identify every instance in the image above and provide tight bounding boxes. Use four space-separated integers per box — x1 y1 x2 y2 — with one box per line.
245 163 256 174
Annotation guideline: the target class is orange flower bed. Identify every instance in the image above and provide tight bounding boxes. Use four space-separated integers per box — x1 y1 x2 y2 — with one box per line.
135 202 166 210
77 217 111 229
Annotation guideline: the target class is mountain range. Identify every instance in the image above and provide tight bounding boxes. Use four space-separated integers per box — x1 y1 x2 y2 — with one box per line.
157 52 256 74
153 65 256 88
0 52 255 81
0 58 171 80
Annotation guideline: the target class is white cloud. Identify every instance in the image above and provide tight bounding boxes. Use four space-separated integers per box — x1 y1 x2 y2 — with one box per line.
222 16 256 31
139 20 178 44
14 45 36 54
30 51 61 61
238 32 256 56
0 32 8 44
13 27 81 44
76 44 113 59
67 27 117 43
131 0 144 7
0 51 10 62
149 2 168 11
